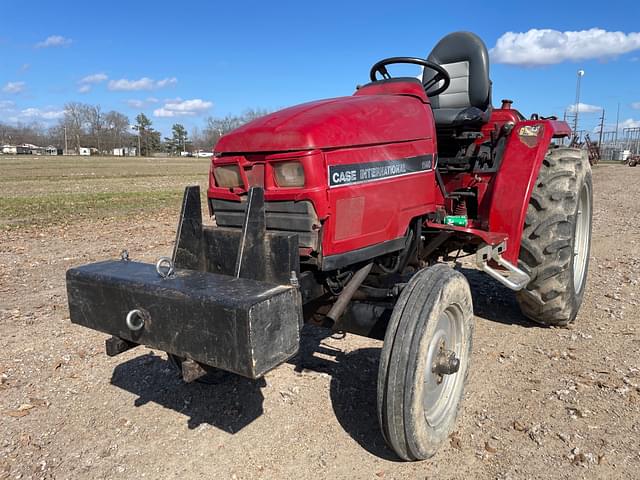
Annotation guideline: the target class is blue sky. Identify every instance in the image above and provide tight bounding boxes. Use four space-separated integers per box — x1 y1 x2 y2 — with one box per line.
1 0 639 137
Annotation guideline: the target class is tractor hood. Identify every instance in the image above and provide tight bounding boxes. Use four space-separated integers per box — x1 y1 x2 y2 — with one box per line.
215 94 434 153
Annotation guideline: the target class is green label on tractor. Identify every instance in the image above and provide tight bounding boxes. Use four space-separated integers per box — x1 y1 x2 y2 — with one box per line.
443 215 468 227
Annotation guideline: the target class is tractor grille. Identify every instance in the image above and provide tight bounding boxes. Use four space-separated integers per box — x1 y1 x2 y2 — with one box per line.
210 198 319 250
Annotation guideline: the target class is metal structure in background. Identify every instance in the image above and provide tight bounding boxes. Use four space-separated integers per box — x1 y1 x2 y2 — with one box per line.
566 109 640 163
562 71 639 163
597 127 640 162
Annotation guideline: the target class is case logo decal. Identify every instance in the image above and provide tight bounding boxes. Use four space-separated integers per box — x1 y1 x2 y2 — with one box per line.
328 154 433 187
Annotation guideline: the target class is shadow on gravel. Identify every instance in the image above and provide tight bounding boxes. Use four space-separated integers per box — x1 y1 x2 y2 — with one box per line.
290 325 400 461
458 266 538 328
111 353 265 433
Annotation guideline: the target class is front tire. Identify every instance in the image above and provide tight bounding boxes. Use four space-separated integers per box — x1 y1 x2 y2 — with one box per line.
377 264 474 460
517 146 592 326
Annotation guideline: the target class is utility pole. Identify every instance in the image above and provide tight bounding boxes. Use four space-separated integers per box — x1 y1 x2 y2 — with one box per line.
572 69 585 138
138 129 142 157
64 125 68 155
614 102 620 145
597 109 605 147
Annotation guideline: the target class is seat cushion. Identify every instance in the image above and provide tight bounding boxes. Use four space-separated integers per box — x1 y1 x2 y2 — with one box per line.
433 106 491 128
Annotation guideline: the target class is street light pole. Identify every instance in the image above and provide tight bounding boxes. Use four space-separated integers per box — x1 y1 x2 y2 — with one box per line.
572 69 585 139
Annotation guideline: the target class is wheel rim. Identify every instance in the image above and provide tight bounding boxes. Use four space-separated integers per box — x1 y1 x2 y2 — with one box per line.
572 183 591 293
423 304 465 427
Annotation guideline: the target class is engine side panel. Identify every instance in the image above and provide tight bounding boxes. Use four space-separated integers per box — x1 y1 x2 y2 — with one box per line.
322 139 437 258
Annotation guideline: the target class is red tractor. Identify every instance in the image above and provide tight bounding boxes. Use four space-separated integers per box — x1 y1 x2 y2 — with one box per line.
66 32 592 460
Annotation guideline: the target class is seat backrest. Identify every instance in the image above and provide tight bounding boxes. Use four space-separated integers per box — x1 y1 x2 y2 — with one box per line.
423 32 491 112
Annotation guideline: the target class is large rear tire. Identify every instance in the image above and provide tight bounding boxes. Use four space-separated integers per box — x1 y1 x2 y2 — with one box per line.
516 146 592 326
377 264 474 460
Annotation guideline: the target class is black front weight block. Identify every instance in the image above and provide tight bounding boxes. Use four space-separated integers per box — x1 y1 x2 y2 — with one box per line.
66 186 303 379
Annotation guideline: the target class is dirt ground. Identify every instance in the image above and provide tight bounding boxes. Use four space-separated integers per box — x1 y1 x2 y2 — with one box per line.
1 160 639 479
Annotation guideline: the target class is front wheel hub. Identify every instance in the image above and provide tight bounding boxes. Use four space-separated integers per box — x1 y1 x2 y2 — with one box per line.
423 307 466 427
433 349 460 377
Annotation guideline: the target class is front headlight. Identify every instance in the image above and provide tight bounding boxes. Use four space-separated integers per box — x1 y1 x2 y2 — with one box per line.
273 161 305 187
213 165 243 188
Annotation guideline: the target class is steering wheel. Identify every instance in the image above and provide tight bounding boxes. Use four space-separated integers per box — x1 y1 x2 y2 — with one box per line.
369 57 451 97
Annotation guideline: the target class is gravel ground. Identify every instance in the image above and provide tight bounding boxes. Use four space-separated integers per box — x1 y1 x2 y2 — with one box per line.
1 164 638 479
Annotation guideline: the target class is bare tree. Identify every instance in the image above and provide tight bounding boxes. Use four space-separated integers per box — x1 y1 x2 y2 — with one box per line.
202 108 271 149
63 102 86 153
104 111 130 152
190 126 208 151
84 105 105 152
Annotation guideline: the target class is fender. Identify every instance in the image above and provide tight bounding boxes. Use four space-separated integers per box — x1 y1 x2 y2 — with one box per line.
487 119 571 263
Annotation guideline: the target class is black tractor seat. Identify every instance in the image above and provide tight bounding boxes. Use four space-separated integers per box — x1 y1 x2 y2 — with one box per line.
423 32 492 129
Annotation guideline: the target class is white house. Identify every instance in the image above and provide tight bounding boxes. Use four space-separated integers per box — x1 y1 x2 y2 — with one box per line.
113 147 137 156
79 147 91 156
45 146 62 155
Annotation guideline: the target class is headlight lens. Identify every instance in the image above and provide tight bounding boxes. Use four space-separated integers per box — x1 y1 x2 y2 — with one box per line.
213 165 243 188
273 161 305 187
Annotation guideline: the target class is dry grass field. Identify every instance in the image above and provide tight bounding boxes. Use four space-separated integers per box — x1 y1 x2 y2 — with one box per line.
1 156 639 479
0 155 209 230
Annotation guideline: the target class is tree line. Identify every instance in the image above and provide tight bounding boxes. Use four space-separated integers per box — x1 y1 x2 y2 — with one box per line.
0 103 270 156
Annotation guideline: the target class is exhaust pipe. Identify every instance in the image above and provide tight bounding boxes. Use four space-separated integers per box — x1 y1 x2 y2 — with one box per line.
326 263 373 326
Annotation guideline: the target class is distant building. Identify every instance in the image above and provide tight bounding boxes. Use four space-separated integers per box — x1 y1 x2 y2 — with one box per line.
45 146 63 155
22 143 45 155
1 144 39 154
78 147 91 156
113 147 137 156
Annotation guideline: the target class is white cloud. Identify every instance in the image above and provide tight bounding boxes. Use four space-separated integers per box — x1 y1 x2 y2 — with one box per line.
620 118 640 129
2 81 25 94
80 73 108 84
567 102 602 114
631 102 640 110
78 73 108 93
156 78 177 88
126 97 160 108
491 28 640 66
153 98 212 117
19 107 65 120
107 77 177 91
0 103 63 123
35 35 72 48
